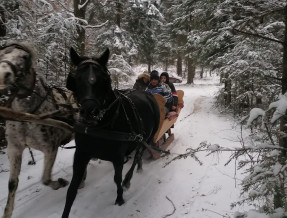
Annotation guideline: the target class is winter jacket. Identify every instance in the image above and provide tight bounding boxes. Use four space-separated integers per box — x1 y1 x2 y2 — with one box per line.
133 72 150 91
145 82 173 106
160 72 178 107
133 78 149 91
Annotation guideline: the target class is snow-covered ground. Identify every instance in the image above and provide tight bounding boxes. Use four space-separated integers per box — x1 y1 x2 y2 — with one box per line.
0 75 268 218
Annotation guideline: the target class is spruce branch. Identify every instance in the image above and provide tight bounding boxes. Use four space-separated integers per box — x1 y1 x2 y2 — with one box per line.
232 28 283 44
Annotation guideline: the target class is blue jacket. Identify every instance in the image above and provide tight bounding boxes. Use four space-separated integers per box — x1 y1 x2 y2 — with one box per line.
145 82 173 103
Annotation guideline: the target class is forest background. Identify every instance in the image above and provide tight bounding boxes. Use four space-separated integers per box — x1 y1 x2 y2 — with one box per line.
0 0 287 217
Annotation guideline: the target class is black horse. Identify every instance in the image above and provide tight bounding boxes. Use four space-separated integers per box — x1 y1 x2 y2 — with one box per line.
61 48 160 217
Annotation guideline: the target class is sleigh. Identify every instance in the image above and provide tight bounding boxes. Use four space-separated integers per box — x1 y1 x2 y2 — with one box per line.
151 90 184 159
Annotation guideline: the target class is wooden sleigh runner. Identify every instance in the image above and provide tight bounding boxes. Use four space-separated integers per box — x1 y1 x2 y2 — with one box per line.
151 90 184 159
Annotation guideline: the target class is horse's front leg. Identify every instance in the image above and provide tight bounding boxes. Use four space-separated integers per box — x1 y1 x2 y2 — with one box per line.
42 147 69 189
113 162 124 205
2 145 24 218
62 150 90 218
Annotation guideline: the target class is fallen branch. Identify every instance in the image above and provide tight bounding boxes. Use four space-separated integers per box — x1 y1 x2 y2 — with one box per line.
202 208 231 217
164 141 287 168
0 106 73 132
162 196 176 218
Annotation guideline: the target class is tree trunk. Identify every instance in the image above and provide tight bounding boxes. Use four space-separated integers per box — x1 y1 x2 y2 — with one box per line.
73 0 88 55
177 53 182 77
164 60 168 71
274 4 287 210
279 3 287 170
116 0 121 28
0 6 6 37
282 5 287 96
225 74 232 106
148 64 151 73
0 6 7 148
186 58 195 84
200 67 204 78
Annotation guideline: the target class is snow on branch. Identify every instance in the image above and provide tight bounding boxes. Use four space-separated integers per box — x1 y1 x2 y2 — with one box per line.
243 92 287 127
78 0 90 10
268 92 287 123
232 28 283 44
246 108 265 126
38 0 53 9
86 20 109 29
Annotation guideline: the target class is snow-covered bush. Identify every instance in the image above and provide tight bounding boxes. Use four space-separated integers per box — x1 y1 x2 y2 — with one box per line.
232 92 287 214
108 54 135 89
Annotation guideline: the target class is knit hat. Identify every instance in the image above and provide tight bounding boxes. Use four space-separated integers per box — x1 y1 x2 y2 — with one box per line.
150 70 159 81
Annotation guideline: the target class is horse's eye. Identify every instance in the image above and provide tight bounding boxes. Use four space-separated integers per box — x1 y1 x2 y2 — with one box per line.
22 55 28 60
69 72 77 78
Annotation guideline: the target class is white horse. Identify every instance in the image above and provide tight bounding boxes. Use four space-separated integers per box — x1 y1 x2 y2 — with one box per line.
0 43 74 218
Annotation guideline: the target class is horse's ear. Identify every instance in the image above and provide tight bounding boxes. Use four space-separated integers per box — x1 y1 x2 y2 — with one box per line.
70 47 81 66
98 48 110 66
66 74 76 92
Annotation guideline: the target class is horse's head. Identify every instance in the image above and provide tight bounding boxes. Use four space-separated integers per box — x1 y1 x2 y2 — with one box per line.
0 43 35 95
67 47 111 121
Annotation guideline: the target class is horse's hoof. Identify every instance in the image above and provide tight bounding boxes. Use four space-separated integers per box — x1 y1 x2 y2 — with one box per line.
28 160 36 165
78 181 85 189
137 168 143 174
58 178 69 187
122 181 130 190
115 198 125 206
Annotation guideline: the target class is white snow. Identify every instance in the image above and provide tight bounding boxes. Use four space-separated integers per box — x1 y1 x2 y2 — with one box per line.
0 75 274 218
246 108 265 126
269 92 287 124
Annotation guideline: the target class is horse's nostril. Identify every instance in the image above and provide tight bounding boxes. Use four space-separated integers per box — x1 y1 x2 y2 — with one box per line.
3 72 13 84
4 72 12 79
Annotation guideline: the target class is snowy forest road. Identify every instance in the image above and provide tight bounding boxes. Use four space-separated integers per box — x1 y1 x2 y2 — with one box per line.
0 76 251 218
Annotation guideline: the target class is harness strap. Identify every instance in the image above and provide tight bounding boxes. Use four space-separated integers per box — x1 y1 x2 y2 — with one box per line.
118 90 143 131
141 141 171 155
30 78 52 113
74 122 144 142
115 89 145 138
72 122 170 155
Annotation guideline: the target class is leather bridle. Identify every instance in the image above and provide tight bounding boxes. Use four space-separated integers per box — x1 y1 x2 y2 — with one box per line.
0 44 36 98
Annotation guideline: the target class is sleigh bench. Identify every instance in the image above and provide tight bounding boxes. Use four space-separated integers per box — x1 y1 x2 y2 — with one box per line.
151 90 184 159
